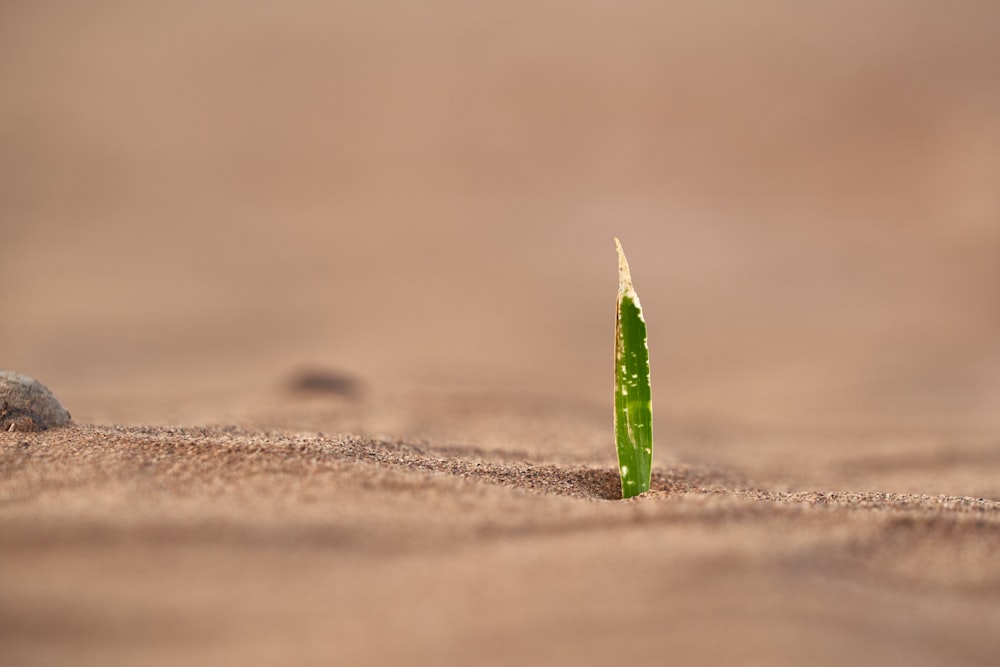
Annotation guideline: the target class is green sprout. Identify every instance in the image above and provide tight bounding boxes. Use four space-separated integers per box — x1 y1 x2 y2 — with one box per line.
614 238 653 498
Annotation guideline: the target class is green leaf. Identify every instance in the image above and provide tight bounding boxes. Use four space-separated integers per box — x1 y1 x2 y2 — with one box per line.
614 238 653 498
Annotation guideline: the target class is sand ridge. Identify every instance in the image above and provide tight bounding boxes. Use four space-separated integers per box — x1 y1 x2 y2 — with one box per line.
3 424 1000 666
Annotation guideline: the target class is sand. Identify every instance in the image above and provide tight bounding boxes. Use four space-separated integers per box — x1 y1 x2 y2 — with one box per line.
2 1 999 665
3 416 1000 666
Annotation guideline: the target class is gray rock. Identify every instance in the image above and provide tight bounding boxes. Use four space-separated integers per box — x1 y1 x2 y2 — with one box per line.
0 371 71 432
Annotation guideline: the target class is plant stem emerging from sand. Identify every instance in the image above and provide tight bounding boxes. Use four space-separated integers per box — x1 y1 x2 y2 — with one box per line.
614 238 653 499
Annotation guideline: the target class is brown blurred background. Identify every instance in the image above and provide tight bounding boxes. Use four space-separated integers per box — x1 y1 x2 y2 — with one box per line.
2 0 999 432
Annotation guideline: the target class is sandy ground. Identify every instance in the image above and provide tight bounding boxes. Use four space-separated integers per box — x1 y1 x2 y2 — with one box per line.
2 1 1000 665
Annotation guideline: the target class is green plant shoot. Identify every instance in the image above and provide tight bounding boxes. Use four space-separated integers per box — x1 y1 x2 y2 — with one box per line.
614 238 653 498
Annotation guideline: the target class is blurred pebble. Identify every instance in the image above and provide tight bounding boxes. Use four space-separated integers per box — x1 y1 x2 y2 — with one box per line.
286 367 362 399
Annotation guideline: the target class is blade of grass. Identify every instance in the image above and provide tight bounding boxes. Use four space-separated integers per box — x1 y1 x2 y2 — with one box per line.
614 238 653 498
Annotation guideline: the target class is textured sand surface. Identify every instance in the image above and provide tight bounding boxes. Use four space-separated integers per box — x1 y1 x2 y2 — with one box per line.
2 422 1000 666
2 1 999 665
